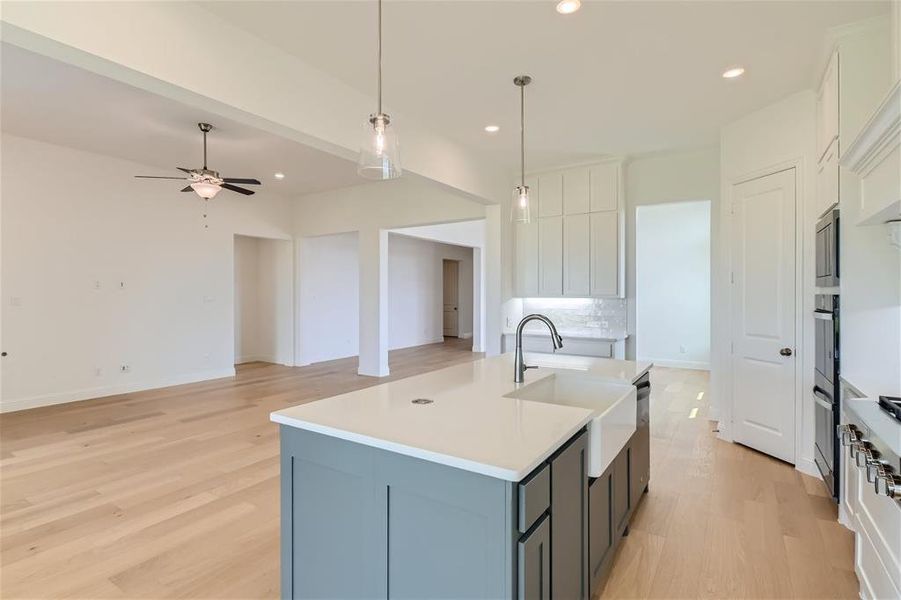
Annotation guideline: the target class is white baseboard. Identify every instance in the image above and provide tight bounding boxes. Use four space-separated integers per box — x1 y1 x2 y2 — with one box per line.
638 357 710 370
236 354 288 366
795 456 820 479
0 367 236 413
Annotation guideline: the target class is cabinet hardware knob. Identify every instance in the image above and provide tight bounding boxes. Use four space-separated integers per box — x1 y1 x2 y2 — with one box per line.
780 347 793 356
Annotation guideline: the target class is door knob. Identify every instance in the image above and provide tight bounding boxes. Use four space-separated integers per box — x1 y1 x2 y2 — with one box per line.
780 347 793 356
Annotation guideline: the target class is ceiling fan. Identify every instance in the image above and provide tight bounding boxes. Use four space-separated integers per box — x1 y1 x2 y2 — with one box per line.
134 123 261 199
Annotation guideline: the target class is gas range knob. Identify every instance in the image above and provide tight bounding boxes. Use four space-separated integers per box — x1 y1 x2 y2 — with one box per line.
839 425 859 446
874 466 901 500
866 457 886 484
850 440 869 460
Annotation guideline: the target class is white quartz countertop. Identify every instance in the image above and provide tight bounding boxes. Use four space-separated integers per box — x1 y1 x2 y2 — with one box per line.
846 398 901 456
271 353 652 481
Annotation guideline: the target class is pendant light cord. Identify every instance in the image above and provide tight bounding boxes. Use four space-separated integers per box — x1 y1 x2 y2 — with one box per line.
377 0 383 115
520 82 525 187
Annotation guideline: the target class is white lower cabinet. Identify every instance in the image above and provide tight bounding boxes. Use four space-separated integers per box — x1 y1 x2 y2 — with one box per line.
840 406 901 600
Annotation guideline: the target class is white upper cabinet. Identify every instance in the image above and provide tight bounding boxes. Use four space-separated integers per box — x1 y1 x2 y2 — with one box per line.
513 160 624 298
538 172 563 217
563 168 590 214
816 138 840 219
538 216 563 296
816 51 839 163
563 214 590 296
589 163 619 212
590 212 620 297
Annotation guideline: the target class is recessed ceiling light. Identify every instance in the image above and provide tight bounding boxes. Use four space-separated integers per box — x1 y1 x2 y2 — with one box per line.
274 172 285 180
484 125 500 133
556 0 581 14
722 67 745 79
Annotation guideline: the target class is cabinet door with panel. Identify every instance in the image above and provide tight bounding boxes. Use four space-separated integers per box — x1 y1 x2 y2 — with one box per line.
538 172 563 217
589 163 619 212
816 52 839 162
550 432 588 600
588 474 612 587
564 214 591 297
611 446 631 533
539 216 563 296
816 139 839 219
515 220 540 297
518 514 550 600
563 168 590 215
590 212 620 297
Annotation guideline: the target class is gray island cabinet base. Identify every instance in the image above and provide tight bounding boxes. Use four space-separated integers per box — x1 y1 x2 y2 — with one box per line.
279 426 593 600
278 372 650 600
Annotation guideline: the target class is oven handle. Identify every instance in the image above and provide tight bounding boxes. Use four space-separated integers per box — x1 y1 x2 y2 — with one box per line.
813 386 834 409
813 311 834 321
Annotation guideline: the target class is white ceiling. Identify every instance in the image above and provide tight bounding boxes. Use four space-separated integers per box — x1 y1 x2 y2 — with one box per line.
200 0 889 170
0 44 361 197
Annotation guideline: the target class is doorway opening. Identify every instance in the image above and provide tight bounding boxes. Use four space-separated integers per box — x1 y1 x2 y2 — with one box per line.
442 259 461 338
233 234 294 366
636 200 711 370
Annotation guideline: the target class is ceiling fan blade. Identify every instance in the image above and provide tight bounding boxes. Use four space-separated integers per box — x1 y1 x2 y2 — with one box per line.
176 167 195 174
181 186 194 192
135 175 188 180
222 177 261 185
221 183 255 196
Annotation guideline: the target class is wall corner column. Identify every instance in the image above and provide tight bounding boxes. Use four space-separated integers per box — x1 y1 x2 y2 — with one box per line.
358 228 389 377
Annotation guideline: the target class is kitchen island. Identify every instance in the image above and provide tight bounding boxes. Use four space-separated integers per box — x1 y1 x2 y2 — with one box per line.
271 353 651 599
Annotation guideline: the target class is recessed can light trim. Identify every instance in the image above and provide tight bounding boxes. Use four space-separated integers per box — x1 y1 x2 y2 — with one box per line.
274 172 286 180
722 67 745 79
556 0 581 14
484 125 500 133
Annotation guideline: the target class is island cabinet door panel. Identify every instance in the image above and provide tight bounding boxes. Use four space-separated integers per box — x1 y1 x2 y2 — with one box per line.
518 514 551 600
376 451 515 600
629 427 650 506
612 446 631 532
550 431 589 600
280 428 387 600
588 474 612 586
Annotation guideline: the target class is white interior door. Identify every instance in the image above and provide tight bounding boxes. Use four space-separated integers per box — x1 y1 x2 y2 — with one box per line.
442 260 459 337
731 169 797 463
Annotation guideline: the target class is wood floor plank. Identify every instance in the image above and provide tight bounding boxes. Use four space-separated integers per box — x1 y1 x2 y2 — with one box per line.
1 344 858 599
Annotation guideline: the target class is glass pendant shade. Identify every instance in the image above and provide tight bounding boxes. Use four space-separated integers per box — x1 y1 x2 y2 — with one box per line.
358 113 401 180
511 185 531 223
190 181 222 199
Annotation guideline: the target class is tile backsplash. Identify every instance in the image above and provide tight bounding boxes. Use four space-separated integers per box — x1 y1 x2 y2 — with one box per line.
512 298 628 339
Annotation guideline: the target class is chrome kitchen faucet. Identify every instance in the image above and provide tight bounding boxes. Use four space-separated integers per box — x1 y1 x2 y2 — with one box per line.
514 314 563 383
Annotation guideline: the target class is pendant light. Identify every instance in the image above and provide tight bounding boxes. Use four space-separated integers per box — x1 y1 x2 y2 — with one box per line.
511 75 533 223
358 0 401 180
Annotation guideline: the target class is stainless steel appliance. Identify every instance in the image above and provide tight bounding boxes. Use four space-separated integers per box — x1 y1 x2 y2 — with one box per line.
814 293 840 499
816 209 840 287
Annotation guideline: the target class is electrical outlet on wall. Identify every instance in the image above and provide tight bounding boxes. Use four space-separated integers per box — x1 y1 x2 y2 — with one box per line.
94 367 103 377
120 364 131 373
679 345 687 354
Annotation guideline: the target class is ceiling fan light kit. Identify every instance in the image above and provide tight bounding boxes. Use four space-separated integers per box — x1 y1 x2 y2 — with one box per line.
134 122 262 201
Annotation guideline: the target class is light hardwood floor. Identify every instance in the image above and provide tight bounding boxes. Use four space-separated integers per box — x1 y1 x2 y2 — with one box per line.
1 343 856 599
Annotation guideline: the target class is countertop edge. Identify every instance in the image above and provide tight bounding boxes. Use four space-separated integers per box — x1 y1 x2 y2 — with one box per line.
272 412 595 482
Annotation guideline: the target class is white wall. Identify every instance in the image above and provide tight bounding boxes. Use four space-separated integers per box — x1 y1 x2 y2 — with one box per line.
0 134 294 411
298 232 360 365
624 147 720 360
718 91 817 474
388 234 473 350
636 200 711 369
